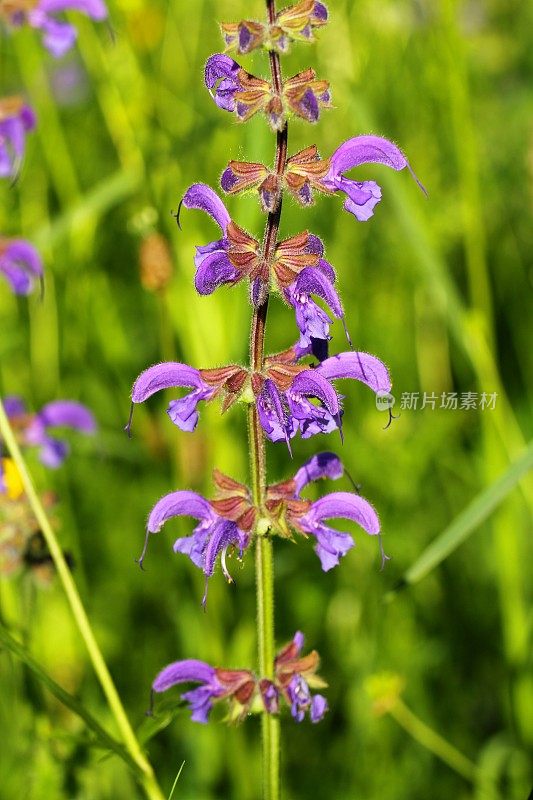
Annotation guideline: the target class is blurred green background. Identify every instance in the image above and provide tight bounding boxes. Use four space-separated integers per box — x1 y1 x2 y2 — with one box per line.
1 0 532 798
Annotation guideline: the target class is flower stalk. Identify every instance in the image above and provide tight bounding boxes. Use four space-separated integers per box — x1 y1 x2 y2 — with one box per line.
249 4 288 794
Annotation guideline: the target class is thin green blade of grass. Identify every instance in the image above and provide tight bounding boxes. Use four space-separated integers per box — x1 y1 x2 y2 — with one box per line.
0 622 142 777
390 440 533 592
168 761 186 800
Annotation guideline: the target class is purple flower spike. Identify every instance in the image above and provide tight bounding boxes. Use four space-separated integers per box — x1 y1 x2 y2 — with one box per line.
131 362 217 433
0 98 36 179
299 490 380 571
0 239 43 295
324 135 426 221
5 0 109 58
152 659 224 723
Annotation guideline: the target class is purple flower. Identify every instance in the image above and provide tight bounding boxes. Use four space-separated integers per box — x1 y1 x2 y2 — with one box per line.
296 490 380 571
178 183 256 296
275 632 328 723
323 135 427 221
259 349 391 444
150 631 327 726
130 349 390 447
0 97 36 179
130 362 239 432
152 660 227 724
284 264 347 359
205 55 330 130
221 2 329 55
4 0 108 58
266 452 382 571
140 488 250 605
0 238 43 295
3 396 96 468
205 54 275 124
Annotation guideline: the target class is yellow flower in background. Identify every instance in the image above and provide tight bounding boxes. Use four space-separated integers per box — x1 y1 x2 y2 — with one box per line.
1 458 24 500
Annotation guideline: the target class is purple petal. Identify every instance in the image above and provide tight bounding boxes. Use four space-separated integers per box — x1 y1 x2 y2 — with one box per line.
195 250 237 295
20 105 37 132
294 266 343 318
173 525 211 570
294 452 343 495
329 135 409 177
314 526 354 571
290 370 341 420
287 394 338 438
257 379 294 445
131 362 204 403
182 183 231 234
202 518 241 577
305 234 324 257
38 400 96 433
147 490 214 533
3 396 26 417
293 631 305 653
167 386 214 432
152 659 216 692
317 351 391 395
309 491 380 535
38 0 107 19
336 177 382 221
0 260 32 294
310 694 328 722
40 17 78 57
296 88 320 122
204 54 242 112
38 438 69 468
313 3 329 22
181 685 218 723
4 240 43 275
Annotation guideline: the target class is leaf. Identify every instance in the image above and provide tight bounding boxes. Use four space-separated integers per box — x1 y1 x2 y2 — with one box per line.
390 441 533 593
0 623 142 778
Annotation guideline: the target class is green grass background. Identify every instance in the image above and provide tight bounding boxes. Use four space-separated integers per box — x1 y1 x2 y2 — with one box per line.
0 0 532 797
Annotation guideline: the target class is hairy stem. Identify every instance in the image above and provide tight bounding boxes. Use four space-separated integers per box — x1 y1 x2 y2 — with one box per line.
249 3 288 797
0 400 165 800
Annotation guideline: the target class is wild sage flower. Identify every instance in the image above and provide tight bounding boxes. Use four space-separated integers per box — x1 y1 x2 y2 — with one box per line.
221 0 328 55
178 182 346 347
2 395 96 467
221 135 425 217
0 96 36 179
1 0 108 58
0 237 43 294
129 348 390 447
205 53 330 129
265 451 381 570
138 470 254 605
151 630 327 724
138 452 381 590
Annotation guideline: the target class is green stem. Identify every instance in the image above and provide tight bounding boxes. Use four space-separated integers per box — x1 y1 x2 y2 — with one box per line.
249 3 288 796
0 400 165 800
